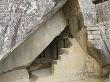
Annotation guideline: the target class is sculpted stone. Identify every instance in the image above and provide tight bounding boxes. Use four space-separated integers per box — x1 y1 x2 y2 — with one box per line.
0 9 67 73
0 0 67 61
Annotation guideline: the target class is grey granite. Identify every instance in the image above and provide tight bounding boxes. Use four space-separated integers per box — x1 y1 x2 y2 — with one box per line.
0 0 67 61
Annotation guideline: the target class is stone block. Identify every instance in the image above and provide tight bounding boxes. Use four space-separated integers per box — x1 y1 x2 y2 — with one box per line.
88 35 101 40
0 69 30 82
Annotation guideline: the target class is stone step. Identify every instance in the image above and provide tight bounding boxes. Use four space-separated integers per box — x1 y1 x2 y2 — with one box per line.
0 9 67 74
87 27 98 31
87 30 100 35
59 48 69 55
0 69 30 82
88 40 101 45
34 76 53 82
88 35 101 40
52 60 57 64
34 77 105 82
53 39 86 75
31 68 52 77
58 54 69 60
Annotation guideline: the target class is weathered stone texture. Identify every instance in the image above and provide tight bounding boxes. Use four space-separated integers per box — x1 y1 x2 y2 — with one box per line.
63 0 88 52
0 69 30 82
96 0 110 23
76 0 110 70
30 38 105 82
0 9 67 73
78 0 97 26
0 0 67 61
31 68 51 77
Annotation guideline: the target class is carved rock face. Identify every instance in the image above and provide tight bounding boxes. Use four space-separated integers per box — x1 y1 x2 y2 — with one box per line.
0 0 67 61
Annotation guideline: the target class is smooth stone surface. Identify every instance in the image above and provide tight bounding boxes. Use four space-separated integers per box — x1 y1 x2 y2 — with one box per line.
0 0 67 62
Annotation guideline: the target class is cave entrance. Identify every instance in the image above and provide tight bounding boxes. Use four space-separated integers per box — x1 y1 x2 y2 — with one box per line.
29 26 72 71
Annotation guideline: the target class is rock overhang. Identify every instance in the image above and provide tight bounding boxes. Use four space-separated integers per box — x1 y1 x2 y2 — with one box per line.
0 0 67 62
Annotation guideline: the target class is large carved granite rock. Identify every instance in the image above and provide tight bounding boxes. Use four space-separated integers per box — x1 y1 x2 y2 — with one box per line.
0 0 67 61
0 9 67 73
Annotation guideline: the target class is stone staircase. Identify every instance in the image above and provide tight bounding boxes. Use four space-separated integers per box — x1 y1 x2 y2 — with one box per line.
87 24 110 66
87 25 102 48
30 38 105 82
